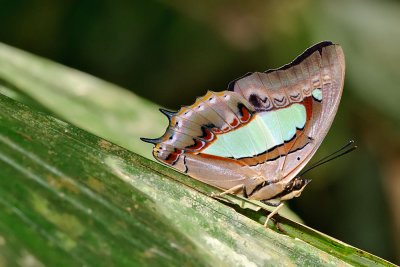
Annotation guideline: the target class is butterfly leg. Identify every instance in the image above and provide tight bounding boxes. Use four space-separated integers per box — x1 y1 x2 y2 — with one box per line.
264 202 284 227
211 184 245 198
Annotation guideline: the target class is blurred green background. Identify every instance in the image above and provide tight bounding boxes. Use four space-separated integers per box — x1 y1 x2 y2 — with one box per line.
1 0 399 264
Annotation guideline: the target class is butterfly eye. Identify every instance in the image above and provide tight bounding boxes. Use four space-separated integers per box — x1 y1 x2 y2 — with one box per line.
294 180 305 190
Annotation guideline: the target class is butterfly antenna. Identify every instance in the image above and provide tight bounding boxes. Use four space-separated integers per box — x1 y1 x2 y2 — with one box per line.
308 140 355 166
299 140 357 177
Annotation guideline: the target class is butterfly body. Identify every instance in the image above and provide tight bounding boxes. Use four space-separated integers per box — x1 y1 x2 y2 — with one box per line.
142 41 345 205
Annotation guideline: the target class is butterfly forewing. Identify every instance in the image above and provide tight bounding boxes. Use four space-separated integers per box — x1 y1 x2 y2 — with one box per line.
228 42 344 184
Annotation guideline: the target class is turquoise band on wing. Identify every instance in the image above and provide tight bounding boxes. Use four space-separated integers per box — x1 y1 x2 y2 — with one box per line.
202 103 307 158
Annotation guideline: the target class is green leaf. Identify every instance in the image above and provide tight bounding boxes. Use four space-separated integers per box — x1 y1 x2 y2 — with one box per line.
0 42 165 160
0 40 303 227
0 93 394 266
0 42 395 266
0 42 303 224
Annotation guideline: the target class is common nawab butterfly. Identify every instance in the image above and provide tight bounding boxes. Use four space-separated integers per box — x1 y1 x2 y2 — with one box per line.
142 41 345 226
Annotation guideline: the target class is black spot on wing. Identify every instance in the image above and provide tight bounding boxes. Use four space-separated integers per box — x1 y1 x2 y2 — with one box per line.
248 94 272 110
249 94 262 108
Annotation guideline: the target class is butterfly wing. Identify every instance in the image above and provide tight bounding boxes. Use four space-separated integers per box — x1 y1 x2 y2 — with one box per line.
228 41 345 187
142 41 345 198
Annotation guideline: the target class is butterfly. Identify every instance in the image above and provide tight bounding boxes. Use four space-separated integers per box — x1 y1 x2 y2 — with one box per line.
141 41 345 226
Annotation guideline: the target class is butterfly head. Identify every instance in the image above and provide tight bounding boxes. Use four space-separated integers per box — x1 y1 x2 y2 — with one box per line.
278 177 312 201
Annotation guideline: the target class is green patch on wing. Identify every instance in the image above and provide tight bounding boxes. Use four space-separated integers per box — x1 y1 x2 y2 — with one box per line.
312 88 323 101
202 103 306 158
